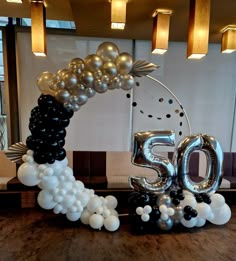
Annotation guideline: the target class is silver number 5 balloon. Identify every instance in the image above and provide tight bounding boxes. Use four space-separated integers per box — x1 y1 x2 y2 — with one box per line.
129 130 176 194
173 133 223 194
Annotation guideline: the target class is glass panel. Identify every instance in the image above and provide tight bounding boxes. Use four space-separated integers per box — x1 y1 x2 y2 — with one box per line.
21 18 75 29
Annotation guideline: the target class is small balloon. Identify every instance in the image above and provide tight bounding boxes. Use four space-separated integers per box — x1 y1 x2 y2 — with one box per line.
37 71 55 95
104 215 120 231
80 71 94 87
93 70 103 80
55 90 70 103
121 74 135 91
94 79 108 93
69 58 85 74
57 69 69 79
85 87 96 98
157 217 173 231
102 62 117 77
62 71 78 90
96 42 120 62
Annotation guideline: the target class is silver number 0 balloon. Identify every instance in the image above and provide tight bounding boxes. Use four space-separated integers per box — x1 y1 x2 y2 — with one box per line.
129 130 176 194
173 133 223 194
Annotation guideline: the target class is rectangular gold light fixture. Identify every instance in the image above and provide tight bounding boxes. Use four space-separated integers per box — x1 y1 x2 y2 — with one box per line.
6 0 22 3
111 0 127 30
31 0 47 56
152 9 172 55
221 25 236 53
187 0 210 59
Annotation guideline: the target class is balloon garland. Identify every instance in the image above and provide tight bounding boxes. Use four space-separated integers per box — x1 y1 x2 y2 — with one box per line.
5 42 231 233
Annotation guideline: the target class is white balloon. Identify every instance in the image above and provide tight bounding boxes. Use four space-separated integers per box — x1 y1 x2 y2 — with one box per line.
196 202 212 219
66 212 81 221
104 216 120 232
102 208 111 218
167 208 175 216
180 194 197 208
181 217 197 228
210 193 225 209
105 195 118 209
62 195 76 208
74 180 85 191
41 176 59 190
89 214 104 230
136 207 144 215
37 190 56 210
80 210 92 225
143 205 152 214
78 192 90 207
161 213 169 221
87 196 103 212
196 217 206 227
53 204 63 214
17 162 40 186
141 213 150 222
209 204 231 225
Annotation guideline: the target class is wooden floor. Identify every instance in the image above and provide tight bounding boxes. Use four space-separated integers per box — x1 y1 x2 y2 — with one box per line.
0 206 236 261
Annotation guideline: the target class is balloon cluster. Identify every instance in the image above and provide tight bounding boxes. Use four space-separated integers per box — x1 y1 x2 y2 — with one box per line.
17 150 120 232
37 42 135 112
26 94 73 164
128 189 231 234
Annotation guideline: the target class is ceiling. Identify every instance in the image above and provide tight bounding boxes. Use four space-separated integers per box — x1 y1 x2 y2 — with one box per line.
1 0 236 43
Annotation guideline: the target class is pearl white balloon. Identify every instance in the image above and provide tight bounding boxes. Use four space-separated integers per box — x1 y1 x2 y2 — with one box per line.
196 217 206 227
37 190 56 210
53 204 63 214
74 180 85 191
78 192 90 207
96 42 119 62
62 195 76 208
180 194 197 208
161 213 169 221
209 204 231 225
66 212 81 222
136 207 144 215
17 163 40 186
104 216 120 232
141 213 150 222
196 202 212 219
80 210 92 225
167 207 175 216
105 195 118 209
116 52 133 74
87 197 103 212
89 214 104 230
143 205 152 214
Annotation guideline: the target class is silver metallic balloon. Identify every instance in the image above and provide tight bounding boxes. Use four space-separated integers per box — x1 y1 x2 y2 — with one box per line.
116 52 133 74
69 95 79 105
173 134 223 194
102 62 117 77
129 130 176 194
85 87 96 98
172 205 184 221
111 76 122 89
62 71 78 90
72 103 80 112
69 58 85 74
84 54 103 72
55 90 70 103
63 102 73 111
121 74 135 91
158 194 172 206
80 71 94 87
157 217 174 231
76 84 86 92
94 79 108 93
77 93 88 105
101 74 110 84
96 42 119 62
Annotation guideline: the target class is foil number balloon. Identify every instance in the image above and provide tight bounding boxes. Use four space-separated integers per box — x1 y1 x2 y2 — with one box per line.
129 131 223 194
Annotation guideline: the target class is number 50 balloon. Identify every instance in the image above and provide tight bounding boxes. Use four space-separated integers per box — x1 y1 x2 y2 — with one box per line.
129 131 223 194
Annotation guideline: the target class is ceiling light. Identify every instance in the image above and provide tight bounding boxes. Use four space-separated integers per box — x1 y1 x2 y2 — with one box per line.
6 0 22 3
111 0 127 30
221 25 236 54
187 0 210 59
31 0 47 56
152 9 172 55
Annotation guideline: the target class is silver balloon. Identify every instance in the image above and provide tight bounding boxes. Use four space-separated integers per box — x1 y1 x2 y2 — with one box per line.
84 54 103 72
111 76 122 89
77 93 88 105
96 42 119 62
94 79 108 93
69 95 79 105
101 74 110 84
157 217 174 231
173 134 223 194
72 103 80 112
108 80 116 90
85 87 96 98
80 71 94 87
62 71 78 90
102 62 117 77
129 130 176 194
69 58 85 74
55 90 70 103
37 71 54 95
121 74 135 91
158 194 172 206
93 69 103 80
116 52 133 74
76 84 86 92
172 205 184 222
63 102 73 111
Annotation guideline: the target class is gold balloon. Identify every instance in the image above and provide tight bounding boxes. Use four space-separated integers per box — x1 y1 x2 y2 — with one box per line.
116 52 133 74
96 42 119 62
84 54 103 72
121 74 135 90
69 58 85 74
102 62 117 77
62 71 78 90
80 71 94 87
37 71 55 95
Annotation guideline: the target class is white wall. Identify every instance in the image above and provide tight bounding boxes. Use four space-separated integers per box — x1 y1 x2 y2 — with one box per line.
16 32 236 152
